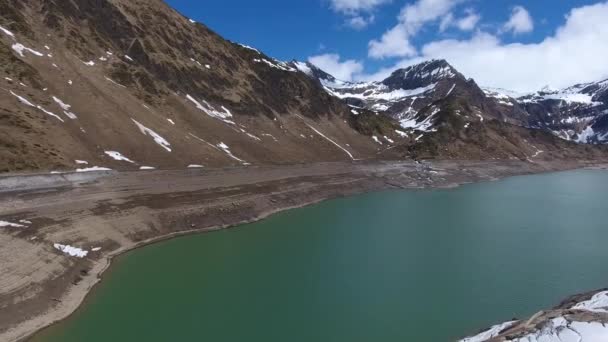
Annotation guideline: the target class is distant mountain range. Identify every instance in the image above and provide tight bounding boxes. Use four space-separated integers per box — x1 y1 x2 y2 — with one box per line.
291 59 608 145
0 0 606 173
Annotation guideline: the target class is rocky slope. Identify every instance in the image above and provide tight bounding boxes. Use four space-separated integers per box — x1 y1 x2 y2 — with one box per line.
0 0 404 173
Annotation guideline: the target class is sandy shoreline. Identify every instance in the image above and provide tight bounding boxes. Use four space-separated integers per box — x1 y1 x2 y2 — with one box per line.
0 160 606 342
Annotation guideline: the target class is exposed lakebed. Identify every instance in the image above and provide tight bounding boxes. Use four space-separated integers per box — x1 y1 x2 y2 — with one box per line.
33 170 608 341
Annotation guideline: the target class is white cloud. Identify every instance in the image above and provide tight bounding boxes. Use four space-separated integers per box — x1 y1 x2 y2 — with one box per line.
439 9 480 32
346 15 375 30
359 2 608 92
308 53 364 81
368 0 466 58
502 6 534 34
330 0 391 14
456 10 480 31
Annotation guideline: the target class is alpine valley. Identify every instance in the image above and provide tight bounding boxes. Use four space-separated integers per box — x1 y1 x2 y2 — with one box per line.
2 1 608 342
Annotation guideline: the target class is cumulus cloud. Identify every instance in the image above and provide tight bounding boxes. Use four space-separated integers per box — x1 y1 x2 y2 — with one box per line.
502 6 534 34
308 53 363 81
368 0 466 58
359 2 608 92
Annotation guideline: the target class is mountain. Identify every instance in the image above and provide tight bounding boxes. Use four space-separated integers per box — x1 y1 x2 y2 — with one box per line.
0 0 408 173
0 0 606 174
511 80 608 143
296 59 608 160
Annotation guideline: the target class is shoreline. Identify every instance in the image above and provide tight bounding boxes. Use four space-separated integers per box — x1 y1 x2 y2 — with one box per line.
0 160 606 342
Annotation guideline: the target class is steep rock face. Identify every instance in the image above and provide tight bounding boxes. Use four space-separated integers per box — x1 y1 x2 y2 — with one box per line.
0 0 400 173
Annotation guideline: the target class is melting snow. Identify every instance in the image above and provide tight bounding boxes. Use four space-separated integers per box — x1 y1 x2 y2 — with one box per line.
186 95 234 124
188 164 204 168
296 115 355 160
52 96 78 119
139 166 156 170
446 84 456 97
167 118 175 125
237 43 261 54
124 55 134 62
76 167 112 172
12 43 44 57
54 244 88 258
253 58 296 72
0 25 15 38
395 130 408 137
217 142 249 165
10 91 64 122
104 76 126 88
400 107 440 132
83 60 95 66
572 291 608 313
0 220 26 228
372 136 383 145
384 136 394 144
104 151 135 163
75 160 89 165
131 119 172 152
91 247 102 252
576 126 596 143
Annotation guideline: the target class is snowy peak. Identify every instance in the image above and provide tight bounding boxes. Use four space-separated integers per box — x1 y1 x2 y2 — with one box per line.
382 59 461 91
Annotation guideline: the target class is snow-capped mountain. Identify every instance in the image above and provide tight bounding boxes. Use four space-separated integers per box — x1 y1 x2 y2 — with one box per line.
298 57 608 146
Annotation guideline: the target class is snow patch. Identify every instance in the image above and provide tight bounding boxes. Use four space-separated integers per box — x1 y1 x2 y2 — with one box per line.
572 291 608 313
139 166 156 170
217 142 249 165
104 151 135 163
12 43 44 57
0 25 15 38
186 95 234 124
188 164 204 168
75 160 89 165
0 220 26 228
10 91 64 122
52 96 78 119
76 167 112 172
131 119 172 152
82 60 95 66
54 244 88 258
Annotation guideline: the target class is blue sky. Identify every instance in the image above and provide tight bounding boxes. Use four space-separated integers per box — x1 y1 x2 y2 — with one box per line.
165 0 608 91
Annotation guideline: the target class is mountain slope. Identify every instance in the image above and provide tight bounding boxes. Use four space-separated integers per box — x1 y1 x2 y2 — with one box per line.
0 0 401 173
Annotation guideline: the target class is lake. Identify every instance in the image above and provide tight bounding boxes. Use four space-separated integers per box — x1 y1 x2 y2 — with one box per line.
33 170 608 341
